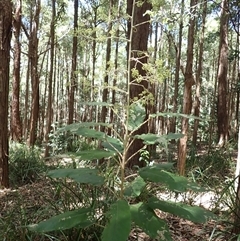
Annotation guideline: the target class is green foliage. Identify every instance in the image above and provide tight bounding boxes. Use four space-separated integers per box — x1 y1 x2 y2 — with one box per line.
139 167 206 192
28 115 216 240
28 208 93 233
124 176 146 197
186 146 233 187
128 102 146 131
206 178 240 240
9 142 45 186
48 124 77 154
102 200 131 241
148 197 214 223
130 202 172 240
48 122 97 155
0 185 55 241
48 168 104 185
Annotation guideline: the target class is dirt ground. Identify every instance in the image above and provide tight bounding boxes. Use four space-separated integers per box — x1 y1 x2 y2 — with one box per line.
0 177 234 241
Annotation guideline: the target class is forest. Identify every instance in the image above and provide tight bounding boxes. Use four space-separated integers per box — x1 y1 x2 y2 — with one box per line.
0 0 240 240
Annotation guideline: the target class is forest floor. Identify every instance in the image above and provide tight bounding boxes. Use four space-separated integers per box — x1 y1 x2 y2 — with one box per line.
0 174 236 240
0 144 238 240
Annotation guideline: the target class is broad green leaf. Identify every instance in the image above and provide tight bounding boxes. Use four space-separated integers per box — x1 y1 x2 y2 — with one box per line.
128 103 146 132
139 168 205 192
48 168 104 185
134 134 168 153
150 112 203 121
147 197 217 223
134 133 159 144
102 136 123 152
28 208 93 232
135 133 184 145
57 122 112 133
130 202 172 240
163 133 184 140
75 149 116 160
74 127 106 139
102 200 131 241
124 176 146 197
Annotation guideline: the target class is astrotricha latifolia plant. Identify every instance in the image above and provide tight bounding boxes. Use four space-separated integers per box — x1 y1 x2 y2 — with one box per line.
27 99 216 241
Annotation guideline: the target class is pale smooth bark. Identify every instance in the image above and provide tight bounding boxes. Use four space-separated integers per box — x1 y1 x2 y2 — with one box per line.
217 0 229 147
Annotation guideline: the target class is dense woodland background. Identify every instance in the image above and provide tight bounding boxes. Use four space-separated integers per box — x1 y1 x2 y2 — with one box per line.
1 0 239 176
0 0 240 240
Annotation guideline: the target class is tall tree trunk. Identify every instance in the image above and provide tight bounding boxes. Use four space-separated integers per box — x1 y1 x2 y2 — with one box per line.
100 0 113 132
52 45 57 123
236 41 240 134
11 0 22 142
178 0 197 176
217 0 229 147
0 0 12 188
233 127 240 233
68 0 78 125
147 22 158 153
28 0 41 146
44 0 56 158
23 56 30 141
90 5 99 123
108 1 121 136
126 0 152 168
169 0 184 135
22 19 31 142
192 0 207 145
208 51 218 149
228 36 238 140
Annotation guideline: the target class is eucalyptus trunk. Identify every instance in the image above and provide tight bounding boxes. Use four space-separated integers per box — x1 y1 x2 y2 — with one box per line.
0 0 12 188
108 1 121 136
178 0 197 176
11 0 22 142
100 0 113 132
126 0 152 168
90 6 98 123
68 0 78 124
192 0 207 145
170 0 184 135
28 0 41 146
217 0 229 147
44 0 56 157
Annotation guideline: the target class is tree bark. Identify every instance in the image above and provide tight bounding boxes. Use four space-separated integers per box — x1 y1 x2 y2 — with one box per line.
233 127 240 233
126 0 152 168
178 0 197 176
28 0 41 146
90 6 98 123
217 0 229 147
170 0 184 135
100 0 113 132
11 0 22 142
44 0 56 158
0 0 12 188
108 1 121 136
68 0 78 125
192 0 207 145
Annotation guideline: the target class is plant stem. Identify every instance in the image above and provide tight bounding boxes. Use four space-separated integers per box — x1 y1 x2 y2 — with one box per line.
120 0 135 199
